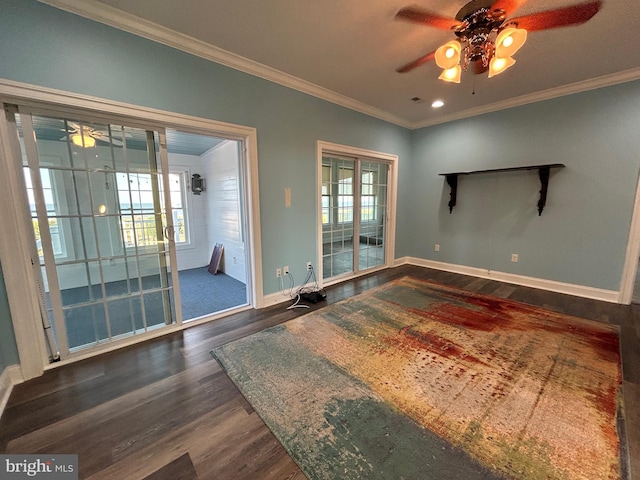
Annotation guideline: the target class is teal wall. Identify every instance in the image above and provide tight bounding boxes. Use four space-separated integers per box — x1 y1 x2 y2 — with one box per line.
0 0 411 298
0 261 19 369
407 82 640 291
0 0 639 369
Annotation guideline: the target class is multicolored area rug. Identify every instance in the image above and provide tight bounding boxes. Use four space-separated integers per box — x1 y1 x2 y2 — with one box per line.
212 276 625 480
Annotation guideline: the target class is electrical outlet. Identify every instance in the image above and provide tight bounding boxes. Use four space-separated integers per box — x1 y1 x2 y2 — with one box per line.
511 253 519 263
283 265 289 275
434 244 440 252
276 268 282 278
306 262 312 270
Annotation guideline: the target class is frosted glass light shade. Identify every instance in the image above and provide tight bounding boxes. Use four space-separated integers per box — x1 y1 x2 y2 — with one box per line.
495 28 527 58
71 133 96 148
488 56 516 77
438 65 462 83
435 41 462 69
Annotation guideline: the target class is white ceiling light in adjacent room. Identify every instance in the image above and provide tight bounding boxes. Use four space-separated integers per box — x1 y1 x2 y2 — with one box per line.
62 122 129 148
71 132 96 148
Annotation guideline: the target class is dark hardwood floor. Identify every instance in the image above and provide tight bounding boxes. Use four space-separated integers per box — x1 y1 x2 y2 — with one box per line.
1 265 638 479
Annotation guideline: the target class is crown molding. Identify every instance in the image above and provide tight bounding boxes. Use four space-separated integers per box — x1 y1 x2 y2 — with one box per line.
37 0 412 129
410 67 640 130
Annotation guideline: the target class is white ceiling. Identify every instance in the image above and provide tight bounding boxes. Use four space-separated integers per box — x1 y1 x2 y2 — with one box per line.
42 0 640 128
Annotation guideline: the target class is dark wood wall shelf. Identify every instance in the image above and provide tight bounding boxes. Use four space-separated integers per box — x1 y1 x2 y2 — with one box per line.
439 163 565 215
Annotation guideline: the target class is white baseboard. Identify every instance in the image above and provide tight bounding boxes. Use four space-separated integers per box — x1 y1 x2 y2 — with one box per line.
0 365 23 420
395 257 621 304
262 291 297 308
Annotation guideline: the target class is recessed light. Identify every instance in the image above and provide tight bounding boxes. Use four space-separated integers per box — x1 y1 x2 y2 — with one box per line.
431 100 445 108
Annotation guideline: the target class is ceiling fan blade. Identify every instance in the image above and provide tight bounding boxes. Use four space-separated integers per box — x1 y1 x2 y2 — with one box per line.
396 51 437 73
490 0 528 16
507 0 601 31
104 127 133 138
395 7 460 30
59 122 80 134
94 134 124 146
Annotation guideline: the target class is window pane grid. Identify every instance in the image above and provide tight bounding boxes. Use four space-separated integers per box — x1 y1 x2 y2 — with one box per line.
321 155 389 281
24 167 66 258
18 113 177 356
117 171 189 246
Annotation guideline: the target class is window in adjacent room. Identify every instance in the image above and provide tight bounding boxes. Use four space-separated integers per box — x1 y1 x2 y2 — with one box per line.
116 171 190 248
23 167 66 258
321 165 331 225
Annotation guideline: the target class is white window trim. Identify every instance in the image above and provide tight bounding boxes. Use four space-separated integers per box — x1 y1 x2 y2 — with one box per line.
168 168 193 249
23 165 70 260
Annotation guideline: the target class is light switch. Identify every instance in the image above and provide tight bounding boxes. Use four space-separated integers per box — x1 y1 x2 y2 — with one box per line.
285 187 292 208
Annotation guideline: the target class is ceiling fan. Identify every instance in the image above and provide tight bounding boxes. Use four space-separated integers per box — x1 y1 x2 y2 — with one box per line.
60 122 129 148
395 0 602 82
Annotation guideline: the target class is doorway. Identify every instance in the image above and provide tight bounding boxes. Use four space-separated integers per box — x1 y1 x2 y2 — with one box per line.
164 130 249 321
318 142 397 284
5 105 254 362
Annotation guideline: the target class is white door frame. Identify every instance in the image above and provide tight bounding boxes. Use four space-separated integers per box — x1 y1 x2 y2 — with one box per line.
619 171 640 304
0 78 263 380
316 140 398 287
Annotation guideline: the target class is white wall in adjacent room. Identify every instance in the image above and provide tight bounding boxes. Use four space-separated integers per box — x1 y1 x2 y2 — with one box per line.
201 141 246 284
169 153 211 272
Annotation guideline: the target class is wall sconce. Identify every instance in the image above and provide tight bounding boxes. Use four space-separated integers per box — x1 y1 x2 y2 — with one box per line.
191 174 205 195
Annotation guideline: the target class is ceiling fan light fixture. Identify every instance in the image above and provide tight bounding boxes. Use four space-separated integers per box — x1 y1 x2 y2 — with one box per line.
435 41 461 69
488 56 516 77
439 65 462 83
495 27 527 58
395 0 602 84
71 133 96 148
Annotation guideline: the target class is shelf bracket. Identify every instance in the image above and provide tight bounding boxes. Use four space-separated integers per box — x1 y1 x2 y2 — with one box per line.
445 174 458 214
537 166 551 216
439 163 563 215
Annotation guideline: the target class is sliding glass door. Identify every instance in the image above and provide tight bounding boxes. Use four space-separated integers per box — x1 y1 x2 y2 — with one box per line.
359 160 388 270
16 109 180 359
321 154 389 281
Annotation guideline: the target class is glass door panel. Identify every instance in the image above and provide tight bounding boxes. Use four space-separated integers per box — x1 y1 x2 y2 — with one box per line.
359 161 388 270
321 155 390 281
17 111 178 357
322 156 355 279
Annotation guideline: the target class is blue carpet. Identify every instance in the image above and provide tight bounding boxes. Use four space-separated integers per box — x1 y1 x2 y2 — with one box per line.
177 267 247 320
56 267 246 349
